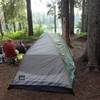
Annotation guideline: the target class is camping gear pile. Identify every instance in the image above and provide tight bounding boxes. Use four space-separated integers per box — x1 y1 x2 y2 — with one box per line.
0 40 26 64
3 40 17 64
8 33 76 94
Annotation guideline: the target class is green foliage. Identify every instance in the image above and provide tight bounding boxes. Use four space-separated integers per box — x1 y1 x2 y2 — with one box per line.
33 24 46 37
4 30 27 40
77 32 87 37
0 24 46 41
74 0 82 8
1 31 35 42
0 0 27 30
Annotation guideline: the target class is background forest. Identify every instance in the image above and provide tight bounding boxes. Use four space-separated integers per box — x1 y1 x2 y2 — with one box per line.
0 0 83 40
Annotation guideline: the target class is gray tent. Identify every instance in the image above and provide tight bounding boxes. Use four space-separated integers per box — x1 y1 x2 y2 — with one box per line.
8 33 75 94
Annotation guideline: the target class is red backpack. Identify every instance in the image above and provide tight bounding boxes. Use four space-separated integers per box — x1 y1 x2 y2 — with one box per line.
3 40 17 58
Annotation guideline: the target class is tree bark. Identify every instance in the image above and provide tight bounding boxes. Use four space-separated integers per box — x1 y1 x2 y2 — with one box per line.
87 0 100 68
62 17 70 46
79 0 100 70
61 0 71 46
18 23 22 30
26 0 33 36
13 22 16 32
2 3 9 32
81 0 88 32
5 24 9 31
69 0 74 35
0 21 4 37
54 5 57 33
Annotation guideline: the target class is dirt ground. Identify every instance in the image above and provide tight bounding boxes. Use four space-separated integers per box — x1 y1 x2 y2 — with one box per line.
0 37 100 100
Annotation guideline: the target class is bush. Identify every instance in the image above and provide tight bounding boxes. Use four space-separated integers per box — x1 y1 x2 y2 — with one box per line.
33 24 46 37
0 24 46 41
4 30 27 40
77 32 87 37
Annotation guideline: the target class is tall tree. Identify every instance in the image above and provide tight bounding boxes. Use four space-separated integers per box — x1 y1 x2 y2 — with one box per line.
47 1 57 33
81 0 100 70
81 0 88 32
86 0 100 69
69 0 74 35
1 0 10 31
0 1 4 36
61 0 70 46
16 0 27 31
0 0 26 32
26 0 33 36
54 2 57 33
0 20 3 37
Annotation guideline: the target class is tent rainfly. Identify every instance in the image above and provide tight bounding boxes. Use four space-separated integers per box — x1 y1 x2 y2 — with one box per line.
8 33 76 94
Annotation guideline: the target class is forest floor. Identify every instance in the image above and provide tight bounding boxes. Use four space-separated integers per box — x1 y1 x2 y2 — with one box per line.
0 35 100 100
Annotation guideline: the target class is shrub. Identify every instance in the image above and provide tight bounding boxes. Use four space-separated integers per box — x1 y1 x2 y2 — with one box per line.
33 24 46 37
0 24 46 41
77 32 87 37
3 30 27 40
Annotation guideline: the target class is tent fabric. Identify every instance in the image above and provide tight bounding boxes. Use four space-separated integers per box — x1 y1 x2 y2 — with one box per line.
8 33 75 94
49 33 75 83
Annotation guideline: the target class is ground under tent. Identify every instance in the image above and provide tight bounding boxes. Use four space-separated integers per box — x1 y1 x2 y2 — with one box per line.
8 33 76 94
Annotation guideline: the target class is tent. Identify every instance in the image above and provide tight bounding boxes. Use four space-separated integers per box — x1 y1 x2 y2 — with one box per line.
8 33 75 94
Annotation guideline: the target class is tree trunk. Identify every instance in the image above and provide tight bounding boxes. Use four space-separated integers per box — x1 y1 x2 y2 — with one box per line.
54 5 57 33
3 12 9 31
2 4 9 32
81 0 88 32
69 0 74 35
0 21 4 37
62 17 70 46
13 22 16 32
18 23 22 30
87 0 100 68
5 24 9 31
26 0 33 36
84 0 88 32
61 0 70 46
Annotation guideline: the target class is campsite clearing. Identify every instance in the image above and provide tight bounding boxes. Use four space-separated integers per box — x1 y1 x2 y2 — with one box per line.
0 36 100 100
